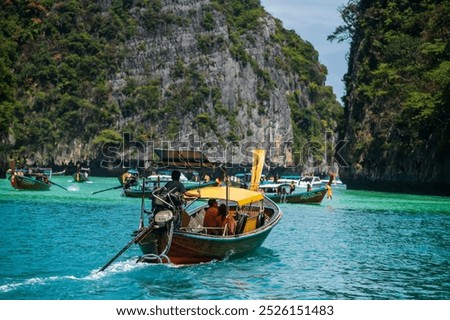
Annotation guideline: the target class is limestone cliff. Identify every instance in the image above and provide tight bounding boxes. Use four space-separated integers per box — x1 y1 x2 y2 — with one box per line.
0 0 341 174
111 0 295 165
335 0 450 195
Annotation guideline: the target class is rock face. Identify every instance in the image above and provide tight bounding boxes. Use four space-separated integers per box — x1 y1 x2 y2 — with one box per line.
109 1 296 165
1 0 341 175
337 1 450 195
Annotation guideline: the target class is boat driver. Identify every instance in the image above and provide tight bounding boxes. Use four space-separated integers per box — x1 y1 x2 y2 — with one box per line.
163 170 187 225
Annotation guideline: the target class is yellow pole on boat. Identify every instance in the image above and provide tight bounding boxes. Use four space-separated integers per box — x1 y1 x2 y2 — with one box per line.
249 149 266 191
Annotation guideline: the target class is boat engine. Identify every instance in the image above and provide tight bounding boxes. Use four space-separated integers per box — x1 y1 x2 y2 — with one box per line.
154 210 173 227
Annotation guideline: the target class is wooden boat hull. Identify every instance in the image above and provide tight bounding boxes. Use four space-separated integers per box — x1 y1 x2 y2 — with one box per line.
266 187 327 204
139 228 275 264
9 175 51 191
138 198 282 264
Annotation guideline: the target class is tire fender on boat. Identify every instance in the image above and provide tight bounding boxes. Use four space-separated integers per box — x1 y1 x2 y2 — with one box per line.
235 214 248 235
256 213 265 228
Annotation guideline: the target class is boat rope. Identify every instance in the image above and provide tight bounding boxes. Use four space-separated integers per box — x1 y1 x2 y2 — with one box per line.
138 254 162 263
159 254 170 263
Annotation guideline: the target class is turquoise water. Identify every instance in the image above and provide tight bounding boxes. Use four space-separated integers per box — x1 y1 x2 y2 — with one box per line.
0 177 449 299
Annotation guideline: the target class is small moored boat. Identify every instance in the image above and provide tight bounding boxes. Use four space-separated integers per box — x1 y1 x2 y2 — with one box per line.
72 167 90 182
277 176 322 189
259 183 327 204
260 174 335 204
7 168 52 191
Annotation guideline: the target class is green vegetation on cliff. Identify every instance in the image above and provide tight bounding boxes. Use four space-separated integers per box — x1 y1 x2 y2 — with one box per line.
1 0 342 168
0 0 128 159
332 0 449 189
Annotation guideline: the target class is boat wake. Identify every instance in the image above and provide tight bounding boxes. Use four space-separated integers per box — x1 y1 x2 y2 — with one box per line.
0 259 148 294
87 258 150 279
0 275 77 293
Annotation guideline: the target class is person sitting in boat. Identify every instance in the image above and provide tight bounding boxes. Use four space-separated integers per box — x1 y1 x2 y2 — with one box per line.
204 198 219 234
215 203 236 235
306 182 312 192
123 173 137 190
289 181 295 194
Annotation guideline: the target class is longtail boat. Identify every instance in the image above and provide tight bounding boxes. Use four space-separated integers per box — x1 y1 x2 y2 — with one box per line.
98 149 282 270
259 183 327 204
259 174 335 204
136 185 282 264
122 179 155 198
72 168 90 182
122 159 219 198
7 168 52 191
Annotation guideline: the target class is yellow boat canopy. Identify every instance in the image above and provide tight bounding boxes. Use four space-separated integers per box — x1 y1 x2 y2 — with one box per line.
192 186 264 206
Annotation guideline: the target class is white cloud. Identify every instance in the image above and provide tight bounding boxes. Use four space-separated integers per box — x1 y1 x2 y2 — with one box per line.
260 0 349 100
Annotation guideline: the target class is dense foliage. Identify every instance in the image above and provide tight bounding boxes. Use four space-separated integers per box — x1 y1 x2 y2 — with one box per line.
0 0 342 168
332 0 450 176
0 0 132 161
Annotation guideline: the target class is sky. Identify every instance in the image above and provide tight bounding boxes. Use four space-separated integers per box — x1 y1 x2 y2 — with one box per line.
260 0 349 102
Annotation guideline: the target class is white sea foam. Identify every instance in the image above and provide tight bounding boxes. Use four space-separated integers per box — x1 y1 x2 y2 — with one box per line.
0 275 77 293
67 185 79 191
0 258 165 293
86 258 148 280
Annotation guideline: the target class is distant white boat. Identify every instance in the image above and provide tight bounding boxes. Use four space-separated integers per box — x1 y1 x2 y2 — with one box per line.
321 176 346 188
147 171 189 183
277 176 322 189
145 170 216 191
